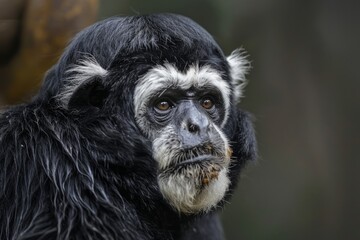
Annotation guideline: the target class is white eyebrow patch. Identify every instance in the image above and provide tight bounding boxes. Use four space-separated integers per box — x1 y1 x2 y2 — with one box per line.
134 63 231 126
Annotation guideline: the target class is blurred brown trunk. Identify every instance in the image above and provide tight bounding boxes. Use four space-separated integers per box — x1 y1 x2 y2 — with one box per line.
0 0 99 105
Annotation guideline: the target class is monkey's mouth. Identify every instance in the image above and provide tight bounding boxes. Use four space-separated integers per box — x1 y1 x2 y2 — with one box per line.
176 155 218 167
163 157 220 171
161 152 223 171
157 144 231 188
175 144 224 166
170 151 225 171
159 153 225 185
163 143 229 172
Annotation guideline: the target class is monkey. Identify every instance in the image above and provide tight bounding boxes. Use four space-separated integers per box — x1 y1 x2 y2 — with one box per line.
0 14 257 240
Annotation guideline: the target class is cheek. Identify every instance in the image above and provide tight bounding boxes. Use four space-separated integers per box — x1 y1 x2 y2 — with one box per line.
152 125 180 170
212 124 230 151
135 110 160 141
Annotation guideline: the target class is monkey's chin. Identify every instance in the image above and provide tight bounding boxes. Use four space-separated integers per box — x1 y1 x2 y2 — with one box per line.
158 160 230 214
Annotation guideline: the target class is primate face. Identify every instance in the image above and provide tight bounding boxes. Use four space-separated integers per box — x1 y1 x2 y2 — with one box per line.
134 63 233 213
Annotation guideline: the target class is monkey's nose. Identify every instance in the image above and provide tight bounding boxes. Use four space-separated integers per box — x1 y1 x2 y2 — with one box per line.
180 118 210 148
187 122 200 133
186 114 210 135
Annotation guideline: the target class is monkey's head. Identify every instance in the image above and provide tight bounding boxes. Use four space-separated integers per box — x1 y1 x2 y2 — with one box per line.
41 14 254 215
134 63 236 213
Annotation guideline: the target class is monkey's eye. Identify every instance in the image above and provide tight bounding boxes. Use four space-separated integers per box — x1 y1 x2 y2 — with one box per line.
155 99 173 111
200 97 215 109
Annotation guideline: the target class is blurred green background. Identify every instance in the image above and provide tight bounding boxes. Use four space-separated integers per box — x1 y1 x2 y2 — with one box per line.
1 0 359 239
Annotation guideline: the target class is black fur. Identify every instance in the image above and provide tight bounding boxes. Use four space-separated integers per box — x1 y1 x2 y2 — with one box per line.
0 14 256 240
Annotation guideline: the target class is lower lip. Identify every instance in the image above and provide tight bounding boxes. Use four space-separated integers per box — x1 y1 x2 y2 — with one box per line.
176 155 216 167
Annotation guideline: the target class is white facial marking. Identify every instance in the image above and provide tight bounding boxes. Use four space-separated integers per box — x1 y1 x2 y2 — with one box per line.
158 167 230 214
192 169 229 212
152 125 181 170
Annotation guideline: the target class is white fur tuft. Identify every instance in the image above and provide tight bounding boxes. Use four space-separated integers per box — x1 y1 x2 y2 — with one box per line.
57 56 108 107
227 49 250 102
158 168 229 214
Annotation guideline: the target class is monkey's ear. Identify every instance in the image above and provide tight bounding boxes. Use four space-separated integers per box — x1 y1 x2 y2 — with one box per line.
227 49 250 102
68 76 109 109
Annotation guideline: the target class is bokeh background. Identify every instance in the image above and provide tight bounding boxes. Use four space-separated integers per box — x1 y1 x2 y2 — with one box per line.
1 0 359 239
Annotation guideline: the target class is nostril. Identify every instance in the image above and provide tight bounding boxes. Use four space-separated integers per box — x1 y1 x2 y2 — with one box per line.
188 123 199 133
